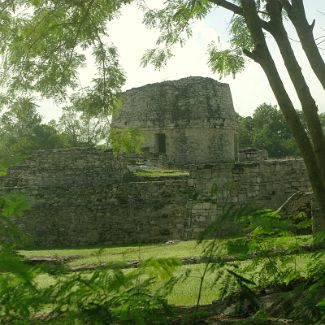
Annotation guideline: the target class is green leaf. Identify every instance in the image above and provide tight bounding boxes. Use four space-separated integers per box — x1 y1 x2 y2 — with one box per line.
229 15 254 50
227 238 249 259
110 127 144 156
2 193 30 218
316 299 325 310
208 42 246 78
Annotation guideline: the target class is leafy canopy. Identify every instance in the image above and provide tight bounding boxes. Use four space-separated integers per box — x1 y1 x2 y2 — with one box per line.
238 103 302 158
0 0 129 117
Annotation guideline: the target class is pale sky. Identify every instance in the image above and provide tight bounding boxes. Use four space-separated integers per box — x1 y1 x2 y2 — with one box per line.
38 0 325 121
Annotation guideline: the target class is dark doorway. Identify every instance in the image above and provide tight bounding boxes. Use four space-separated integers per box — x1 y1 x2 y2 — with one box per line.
234 133 239 161
155 133 166 154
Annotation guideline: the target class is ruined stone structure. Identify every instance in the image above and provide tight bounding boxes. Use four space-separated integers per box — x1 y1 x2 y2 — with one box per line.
1 150 311 248
112 77 239 164
1 148 189 247
0 77 313 247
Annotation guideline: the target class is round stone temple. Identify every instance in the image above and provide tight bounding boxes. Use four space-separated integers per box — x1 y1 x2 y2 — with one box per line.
112 76 239 164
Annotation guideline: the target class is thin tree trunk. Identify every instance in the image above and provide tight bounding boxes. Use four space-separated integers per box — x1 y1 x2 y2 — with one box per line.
240 0 325 230
281 0 325 90
265 1 325 185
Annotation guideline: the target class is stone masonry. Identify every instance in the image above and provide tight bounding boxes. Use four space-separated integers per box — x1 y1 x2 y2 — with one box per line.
112 77 239 165
0 77 313 247
1 149 311 247
1 148 188 247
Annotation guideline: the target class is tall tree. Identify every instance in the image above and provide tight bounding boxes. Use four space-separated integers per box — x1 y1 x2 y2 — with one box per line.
239 103 300 158
238 114 254 149
280 0 325 90
0 98 65 161
56 105 110 147
141 0 325 230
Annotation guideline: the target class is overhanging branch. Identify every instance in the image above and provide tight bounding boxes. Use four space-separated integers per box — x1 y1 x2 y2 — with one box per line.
208 0 243 15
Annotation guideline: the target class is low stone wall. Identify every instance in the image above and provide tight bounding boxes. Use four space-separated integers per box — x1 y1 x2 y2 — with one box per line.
239 148 268 161
186 159 311 238
17 179 188 247
1 148 189 247
1 148 312 247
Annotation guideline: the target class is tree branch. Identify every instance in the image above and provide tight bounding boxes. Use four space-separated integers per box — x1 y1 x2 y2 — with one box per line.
240 0 325 224
310 19 315 31
208 0 271 32
67 0 96 66
242 48 259 62
281 0 325 89
279 0 292 12
208 0 243 15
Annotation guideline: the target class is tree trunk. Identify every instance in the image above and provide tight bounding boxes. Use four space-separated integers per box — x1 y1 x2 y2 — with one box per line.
240 0 325 231
265 0 325 186
281 0 325 90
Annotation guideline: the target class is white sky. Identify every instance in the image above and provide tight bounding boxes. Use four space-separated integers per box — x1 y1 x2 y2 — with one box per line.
38 0 325 121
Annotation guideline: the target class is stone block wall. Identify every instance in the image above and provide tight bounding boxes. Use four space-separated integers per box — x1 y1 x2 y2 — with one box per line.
1 148 189 247
239 148 268 161
186 159 311 237
1 148 312 247
112 77 239 164
140 127 237 165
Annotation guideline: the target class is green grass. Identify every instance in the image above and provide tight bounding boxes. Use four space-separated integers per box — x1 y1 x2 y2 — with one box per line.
133 168 189 177
31 251 324 306
21 240 207 266
20 235 313 267
30 265 219 306
20 235 324 308
32 264 219 306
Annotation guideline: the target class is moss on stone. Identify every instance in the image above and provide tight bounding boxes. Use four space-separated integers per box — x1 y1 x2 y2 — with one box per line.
133 168 189 178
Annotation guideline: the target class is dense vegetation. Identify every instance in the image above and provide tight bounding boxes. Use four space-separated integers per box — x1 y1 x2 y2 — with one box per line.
238 103 325 158
0 100 110 164
1 194 324 323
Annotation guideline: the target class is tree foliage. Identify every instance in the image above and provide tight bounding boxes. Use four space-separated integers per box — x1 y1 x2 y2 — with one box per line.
0 96 113 161
196 205 325 323
0 97 66 162
238 103 301 158
54 105 110 147
0 0 127 116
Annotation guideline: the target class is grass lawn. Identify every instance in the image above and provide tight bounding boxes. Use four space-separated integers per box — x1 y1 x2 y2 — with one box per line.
20 235 313 267
21 240 205 264
20 235 324 307
32 251 323 306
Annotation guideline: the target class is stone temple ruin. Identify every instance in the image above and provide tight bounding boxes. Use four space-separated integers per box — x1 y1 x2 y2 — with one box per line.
112 77 239 164
1 77 312 248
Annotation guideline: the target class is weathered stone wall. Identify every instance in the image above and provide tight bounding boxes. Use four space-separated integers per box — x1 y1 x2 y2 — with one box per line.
1 148 311 248
139 128 237 165
112 77 238 164
1 148 189 247
239 148 268 161
187 159 311 238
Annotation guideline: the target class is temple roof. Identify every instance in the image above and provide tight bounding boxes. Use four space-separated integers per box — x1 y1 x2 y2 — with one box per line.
112 76 237 129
